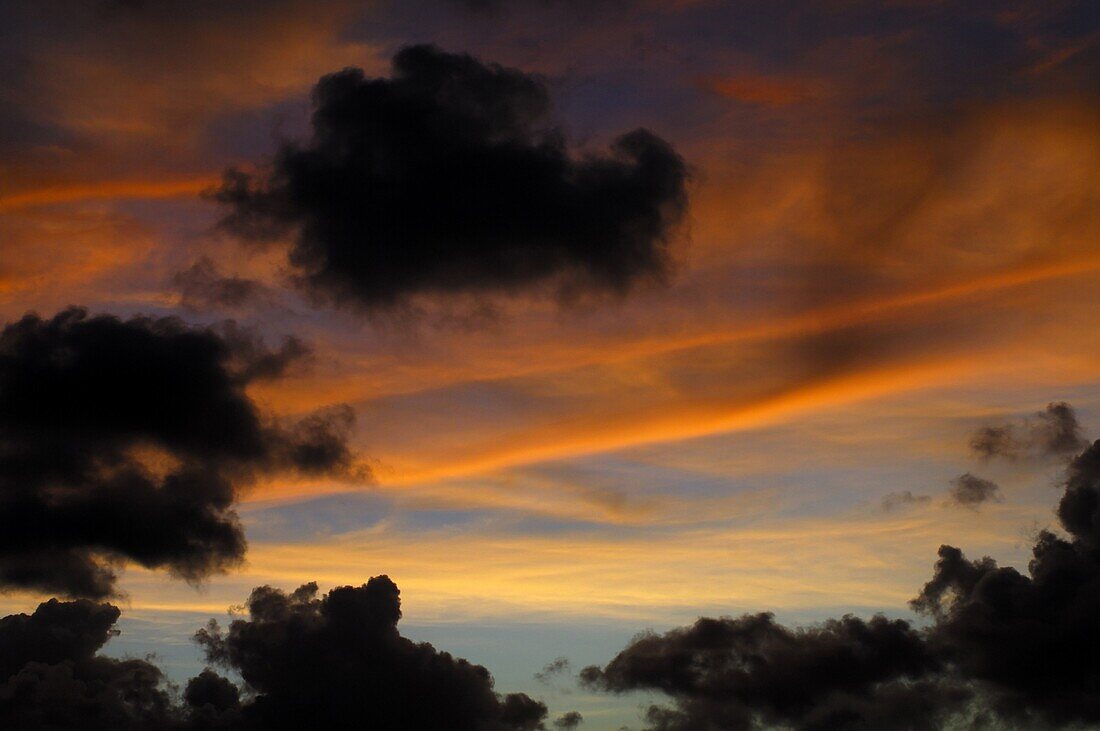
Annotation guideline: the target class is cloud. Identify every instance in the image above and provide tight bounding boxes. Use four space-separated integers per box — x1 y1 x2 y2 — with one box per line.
172 258 269 312
585 421 1100 728
184 669 242 727
0 307 362 598
553 710 583 729
194 576 548 729
0 597 177 729
698 73 820 107
970 401 1087 461
215 44 689 311
1 575 566 730
581 613 965 731
945 473 1002 510
911 439 1100 726
879 490 931 512
535 657 572 683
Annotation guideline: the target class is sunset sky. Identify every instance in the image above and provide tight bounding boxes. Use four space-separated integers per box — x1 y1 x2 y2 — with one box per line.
1 1 1100 729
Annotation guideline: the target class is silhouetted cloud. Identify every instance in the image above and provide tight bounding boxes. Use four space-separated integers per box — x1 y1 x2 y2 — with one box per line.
946 473 1002 510
970 401 1087 461
535 657 572 683
172 258 269 312
194 576 548 729
554 710 583 729
0 307 362 598
0 598 177 730
587 416 1100 728
912 439 1100 726
581 613 965 731
1 574 568 730
215 44 689 311
184 669 242 729
880 490 930 512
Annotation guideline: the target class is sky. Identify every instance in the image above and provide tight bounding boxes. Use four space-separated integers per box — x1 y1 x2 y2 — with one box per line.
1 1 1099 729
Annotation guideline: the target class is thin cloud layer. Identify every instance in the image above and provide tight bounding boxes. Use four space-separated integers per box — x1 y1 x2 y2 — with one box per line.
0 307 361 598
585 428 1100 729
880 491 931 513
215 44 689 310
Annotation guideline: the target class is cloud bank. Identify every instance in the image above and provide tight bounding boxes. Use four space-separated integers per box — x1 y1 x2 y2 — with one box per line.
194 576 548 729
584 416 1100 729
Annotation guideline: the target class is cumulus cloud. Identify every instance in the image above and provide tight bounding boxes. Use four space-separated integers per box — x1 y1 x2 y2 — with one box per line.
581 613 965 731
183 669 242 729
0 598 177 730
0 307 362 598
194 576 548 729
945 473 1002 510
911 439 1100 726
586 420 1100 728
553 710 583 729
215 44 689 311
970 401 1087 461
0 575 565 730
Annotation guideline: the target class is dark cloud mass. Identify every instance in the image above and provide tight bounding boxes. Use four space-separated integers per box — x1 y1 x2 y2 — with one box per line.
553 710 583 729
946 473 1002 509
912 440 1100 726
581 613 965 731
0 307 359 599
0 576 555 730
194 576 548 730
0 598 177 730
216 44 689 310
970 401 1087 461
587 422 1100 728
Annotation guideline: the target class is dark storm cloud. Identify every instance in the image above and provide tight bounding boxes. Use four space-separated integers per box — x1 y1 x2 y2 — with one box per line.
970 401 1087 461
0 307 361 598
587 408 1100 729
946 473 1002 510
581 613 964 731
193 576 548 730
0 598 178 730
172 258 269 312
215 44 689 311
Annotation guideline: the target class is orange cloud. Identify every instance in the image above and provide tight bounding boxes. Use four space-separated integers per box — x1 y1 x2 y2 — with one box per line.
0 177 215 211
698 73 820 107
40 496 1040 625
